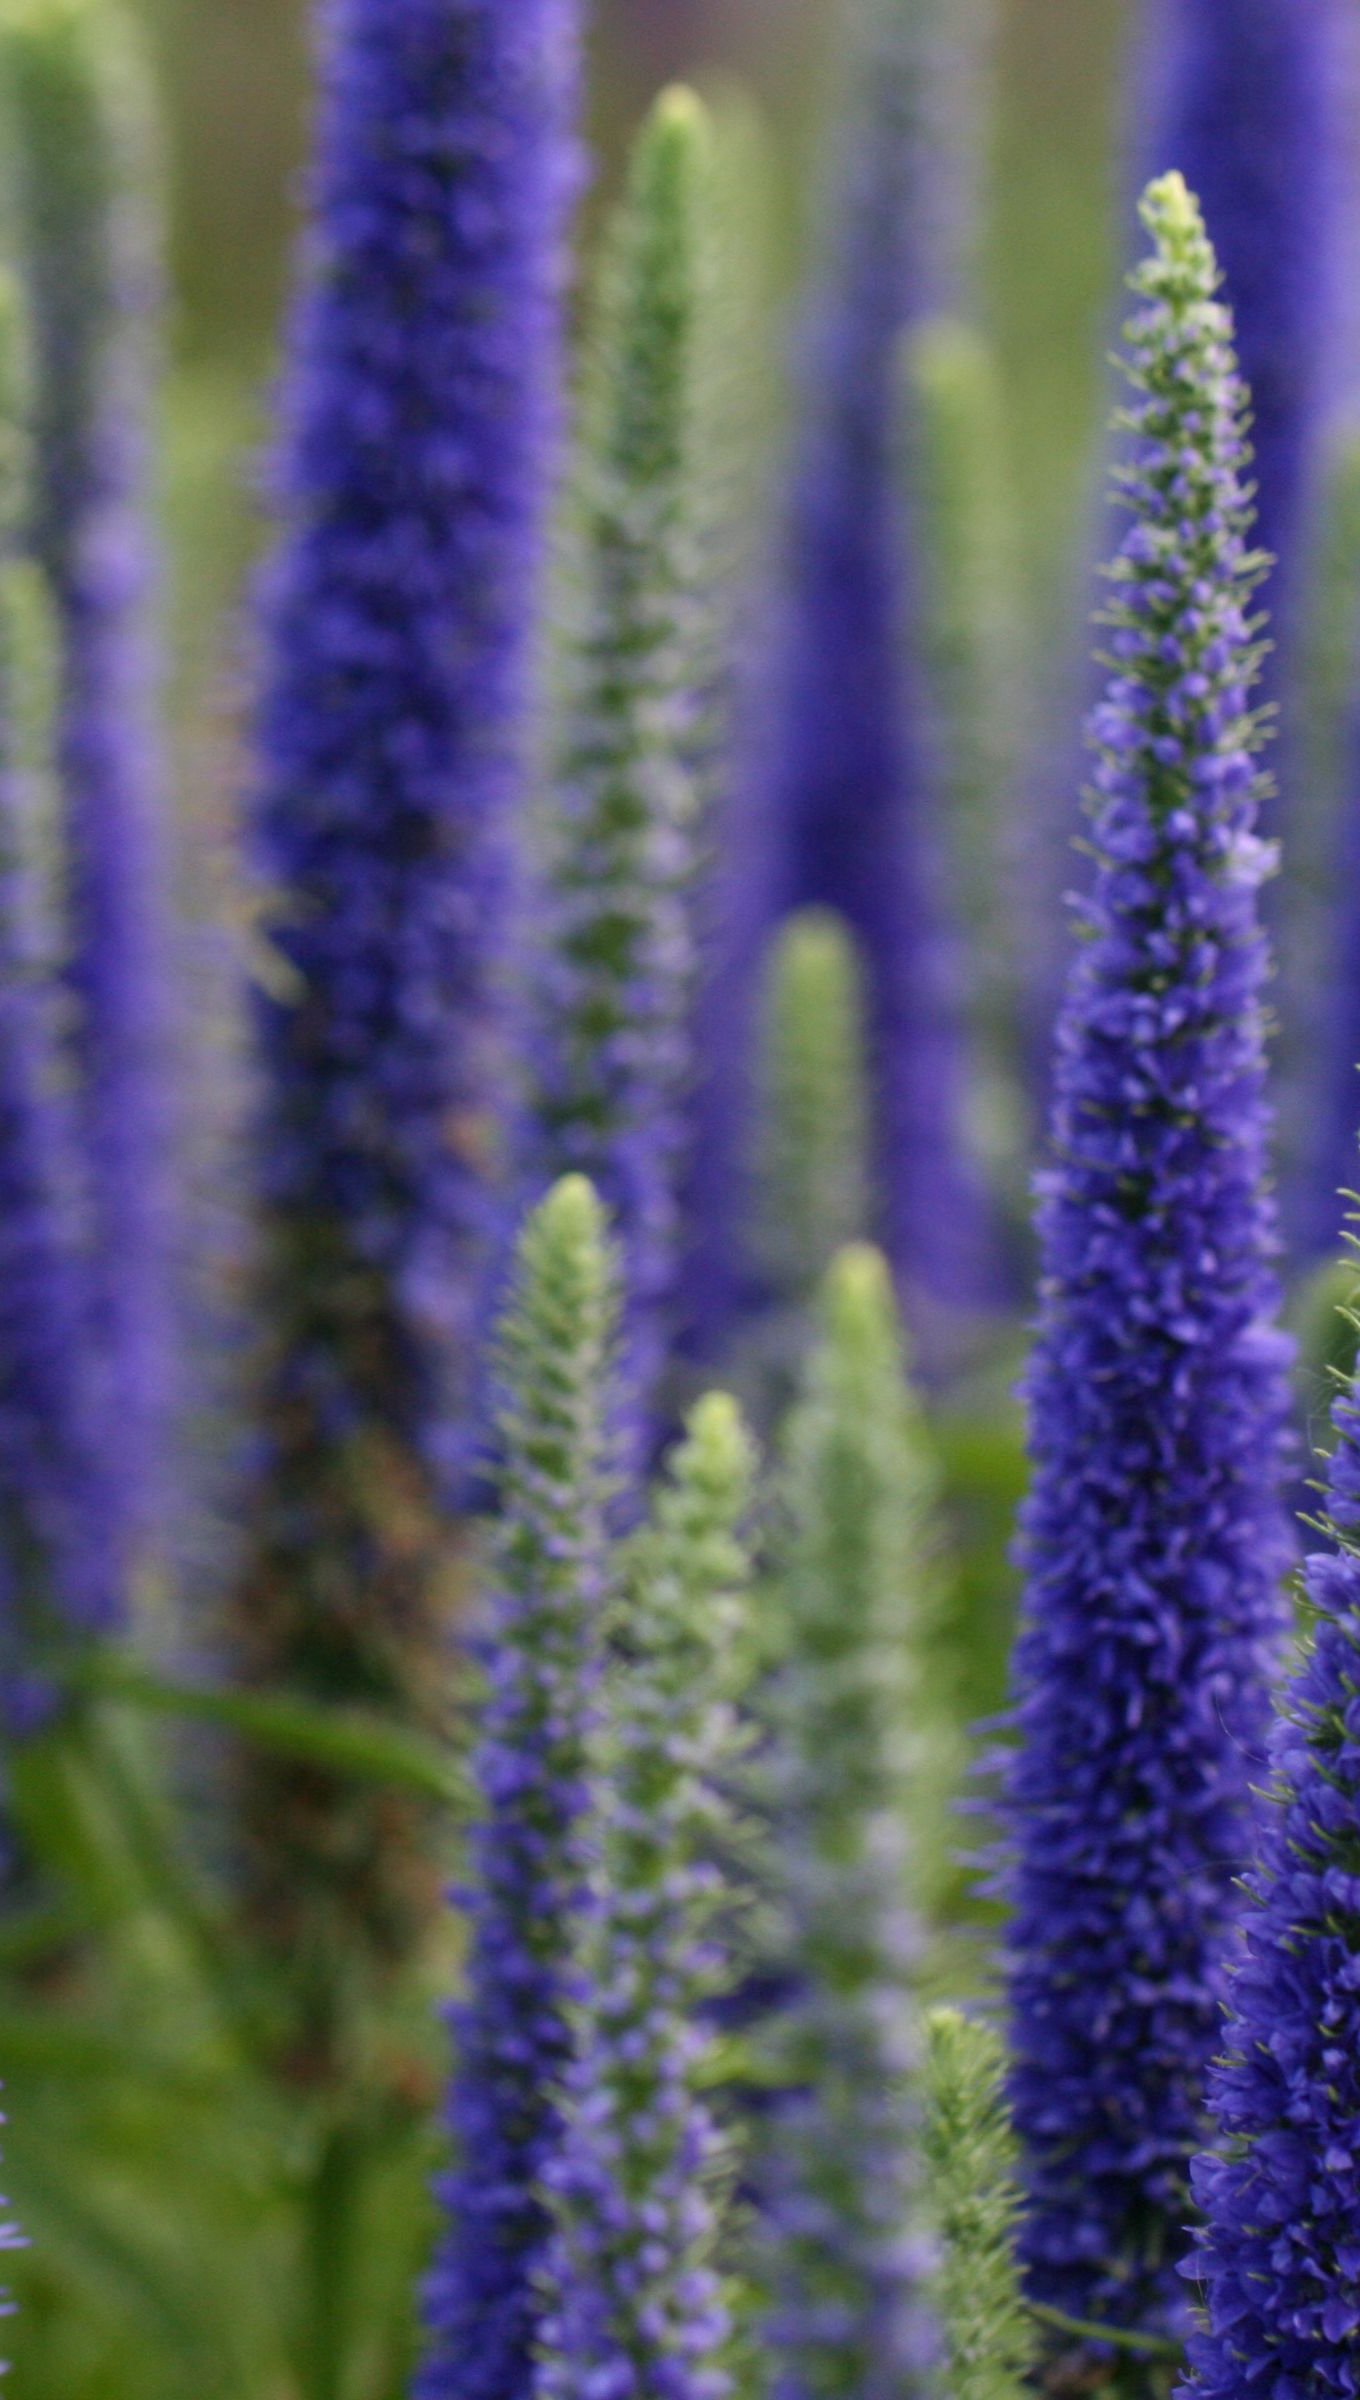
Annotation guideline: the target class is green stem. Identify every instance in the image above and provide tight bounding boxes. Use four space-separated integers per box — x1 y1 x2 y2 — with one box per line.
304 2117 363 2400
1028 2300 1183 2362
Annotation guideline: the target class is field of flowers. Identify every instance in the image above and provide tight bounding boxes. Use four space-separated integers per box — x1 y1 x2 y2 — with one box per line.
0 0 1357 2395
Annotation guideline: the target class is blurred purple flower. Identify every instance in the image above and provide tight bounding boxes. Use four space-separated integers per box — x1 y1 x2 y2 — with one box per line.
1004 174 1295 2349
232 0 582 2017
419 1178 616 2400
1178 1374 1360 2400
690 0 994 1352
0 286 111 1721
7 0 175 1591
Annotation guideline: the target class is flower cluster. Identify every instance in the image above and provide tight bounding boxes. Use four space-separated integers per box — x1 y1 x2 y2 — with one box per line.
233 0 583 2009
5 0 173 1590
1178 1371 1360 2400
535 1392 757 2400
0 270 108 1713
418 1178 617 2400
1004 172 1295 2342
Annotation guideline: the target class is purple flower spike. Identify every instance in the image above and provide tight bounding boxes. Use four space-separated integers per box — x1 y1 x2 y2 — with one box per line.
534 1392 758 2400
5 0 175 1596
234 0 582 2021
0 277 109 1713
723 0 993 1336
1178 1369 1360 2400
1004 174 1295 2353
418 1178 618 2400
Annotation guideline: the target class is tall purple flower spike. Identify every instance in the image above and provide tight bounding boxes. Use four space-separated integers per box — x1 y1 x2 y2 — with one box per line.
418 1178 616 2400
688 0 993 1355
0 276 110 1726
234 0 582 2036
1004 174 1295 2354
1178 1367 1360 2400
5 0 174 1597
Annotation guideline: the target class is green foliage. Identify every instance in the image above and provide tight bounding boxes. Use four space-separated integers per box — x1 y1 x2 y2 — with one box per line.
3 1690 447 2400
923 2008 1037 2400
756 910 871 1322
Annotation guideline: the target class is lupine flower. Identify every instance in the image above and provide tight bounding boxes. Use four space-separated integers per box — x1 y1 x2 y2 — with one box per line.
535 1391 758 2400
923 2010 1036 2400
521 85 713 1436
758 1245 943 2400
417 1176 617 2400
748 0 993 1325
1004 174 1295 2349
234 0 582 2020
1178 1364 1360 2400
0 272 108 1724
3 0 173 1594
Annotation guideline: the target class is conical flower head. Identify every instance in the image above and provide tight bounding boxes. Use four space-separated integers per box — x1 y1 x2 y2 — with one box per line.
1179 1367 1360 2400
1004 171 1295 2346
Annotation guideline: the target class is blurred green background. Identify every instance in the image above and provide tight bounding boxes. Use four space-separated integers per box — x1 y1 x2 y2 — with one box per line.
141 0 1132 793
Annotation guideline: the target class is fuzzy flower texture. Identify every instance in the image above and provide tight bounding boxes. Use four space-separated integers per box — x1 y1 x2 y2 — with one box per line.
1005 173 1294 2340
419 1178 615 2400
536 1391 757 2400
1179 1365 1360 2400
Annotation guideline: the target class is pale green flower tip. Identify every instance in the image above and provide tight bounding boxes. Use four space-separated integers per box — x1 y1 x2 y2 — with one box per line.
636 82 713 198
538 1173 608 1255
650 81 710 147
684 1388 757 1487
780 905 859 992
904 314 990 405
1139 167 1209 259
824 1241 897 1336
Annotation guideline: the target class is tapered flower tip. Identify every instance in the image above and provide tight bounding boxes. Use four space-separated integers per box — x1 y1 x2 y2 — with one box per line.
648 81 710 151
778 908 862 1007
679 1388 759 1493
822 1242 899 1345
530 1174 609 1259
629 81 713 213
1137 169 1218 292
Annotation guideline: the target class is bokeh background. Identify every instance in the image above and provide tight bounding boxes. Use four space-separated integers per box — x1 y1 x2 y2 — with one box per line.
146 0 1132 828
